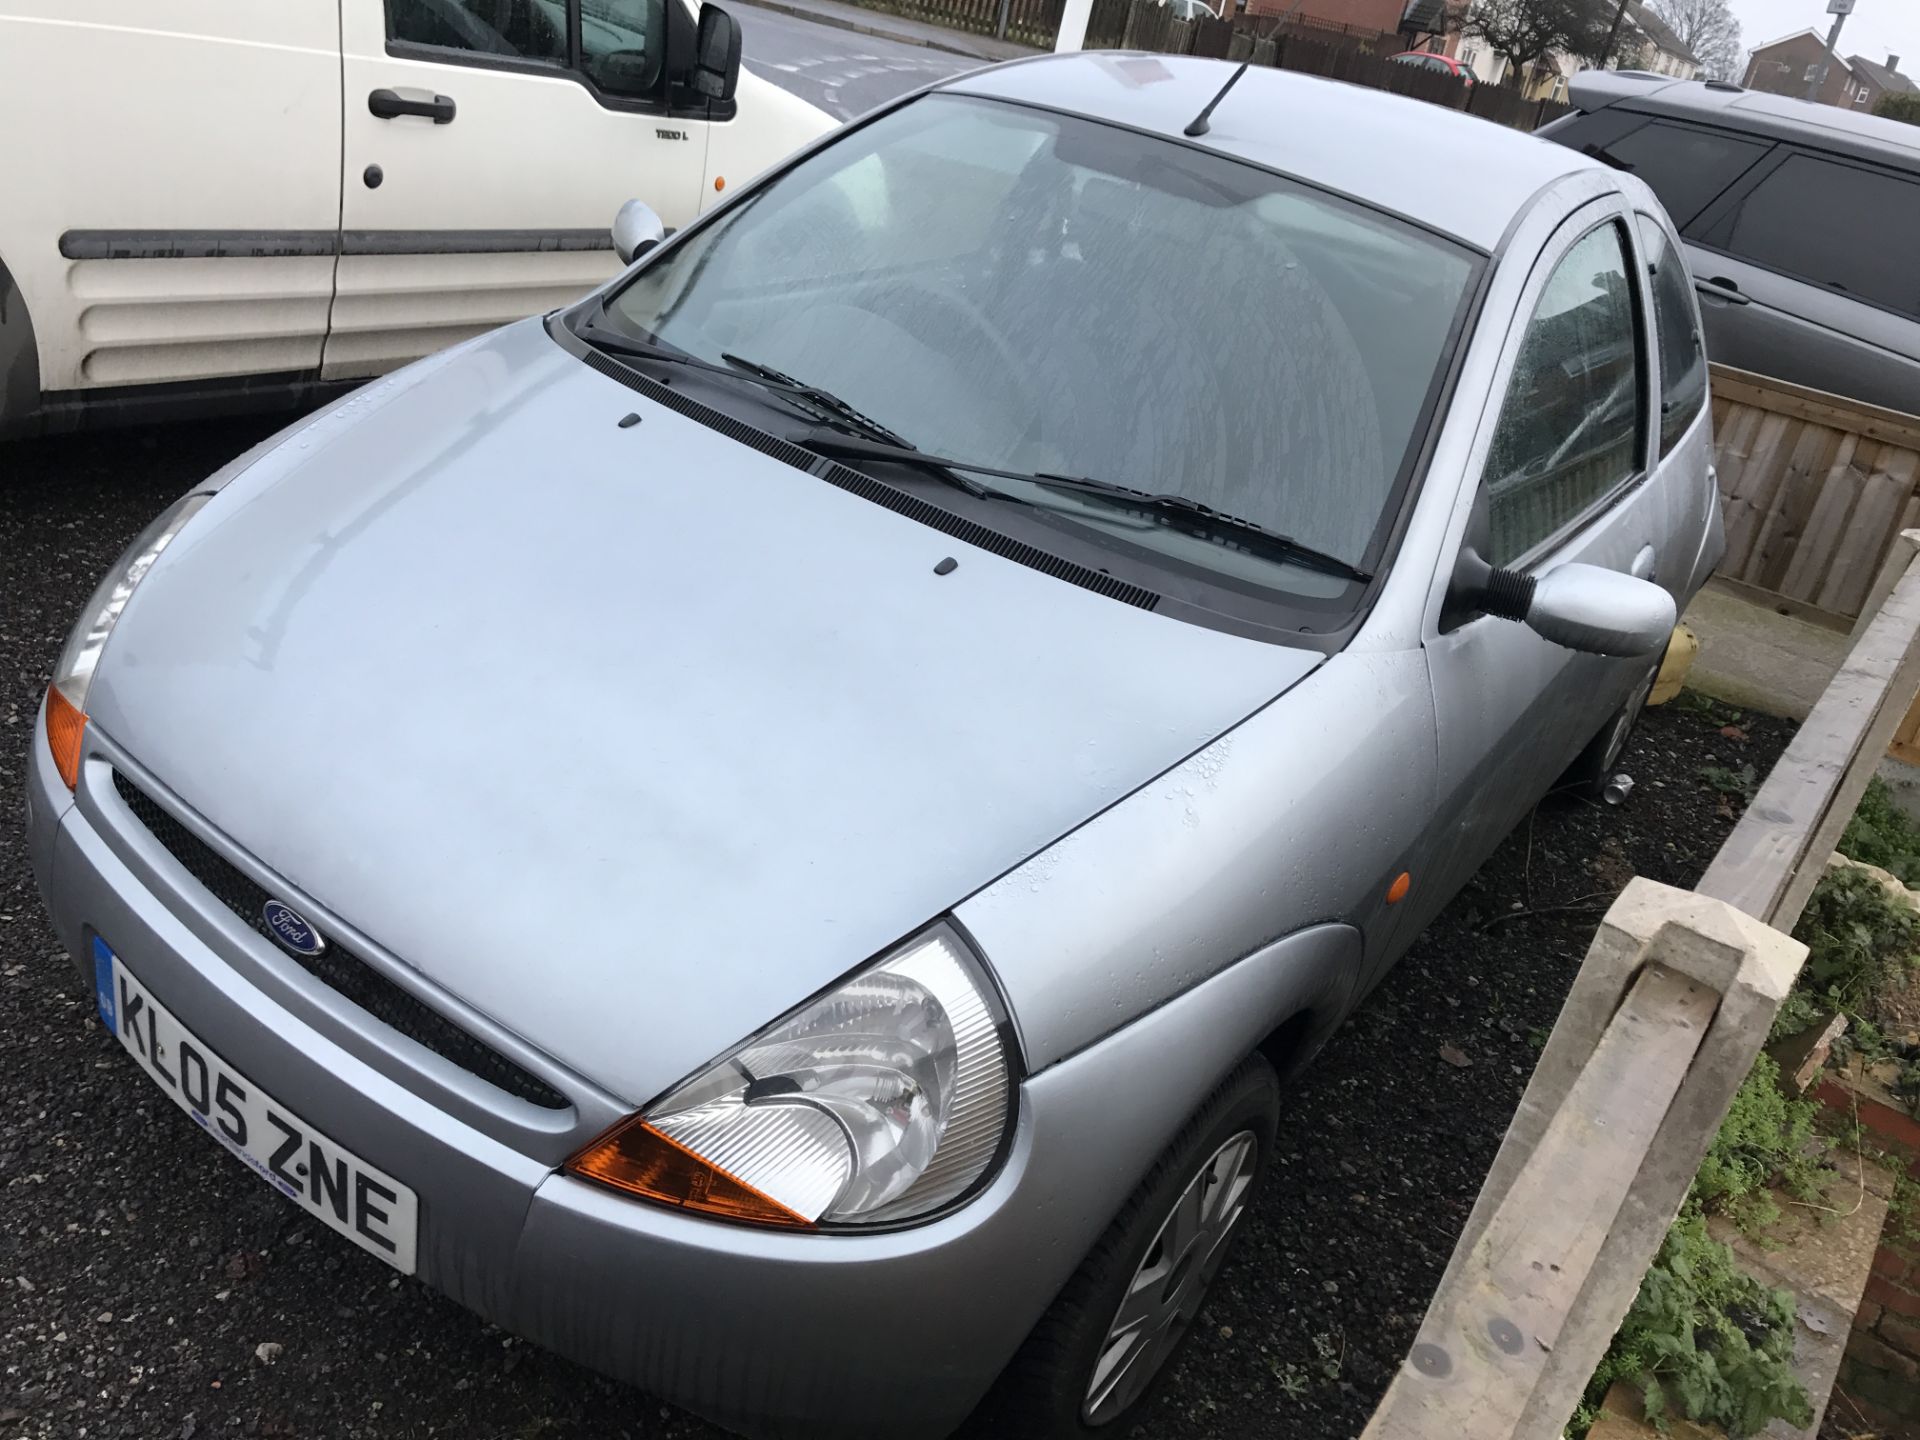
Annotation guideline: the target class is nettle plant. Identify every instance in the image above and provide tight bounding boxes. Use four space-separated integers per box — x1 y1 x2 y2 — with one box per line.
1572 1071 1822 1438
1582 1213 1811 1438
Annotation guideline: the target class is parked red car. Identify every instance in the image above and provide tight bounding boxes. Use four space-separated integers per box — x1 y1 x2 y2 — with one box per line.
1391 51 1476 85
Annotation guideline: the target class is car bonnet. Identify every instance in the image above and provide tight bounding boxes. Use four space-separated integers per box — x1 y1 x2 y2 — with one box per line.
84 320 1324 1104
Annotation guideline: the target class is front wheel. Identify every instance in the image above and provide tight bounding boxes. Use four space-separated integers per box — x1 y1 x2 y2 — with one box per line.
1563 656 1662 799
980 1055 1280 1438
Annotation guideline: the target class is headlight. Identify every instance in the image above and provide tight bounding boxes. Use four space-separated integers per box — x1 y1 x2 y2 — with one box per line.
44 492 214 789
567 923 1015 1228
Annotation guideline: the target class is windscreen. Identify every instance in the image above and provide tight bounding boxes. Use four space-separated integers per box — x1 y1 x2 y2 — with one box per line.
605 93 1477 575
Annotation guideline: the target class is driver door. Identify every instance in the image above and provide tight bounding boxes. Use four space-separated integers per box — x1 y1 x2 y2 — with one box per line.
1414 197 1665 925
330 0 708 378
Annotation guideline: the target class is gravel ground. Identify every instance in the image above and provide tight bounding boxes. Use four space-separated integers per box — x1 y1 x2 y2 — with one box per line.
1 418 1796 1440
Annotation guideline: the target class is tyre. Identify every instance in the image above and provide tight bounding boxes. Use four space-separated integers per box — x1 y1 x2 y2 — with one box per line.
979 1054 1281 1438
1563 657 1661 799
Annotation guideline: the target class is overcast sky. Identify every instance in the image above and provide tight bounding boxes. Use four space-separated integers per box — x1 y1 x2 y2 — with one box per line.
1730 0 1920 69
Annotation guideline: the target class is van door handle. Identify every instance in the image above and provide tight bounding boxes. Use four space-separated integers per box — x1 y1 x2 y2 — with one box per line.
1630 545 1658 582
1695 275 1749 306
369 88 456 124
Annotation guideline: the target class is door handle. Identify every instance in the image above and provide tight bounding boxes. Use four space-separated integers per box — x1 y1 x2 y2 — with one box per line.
368 88 456 124
1695 275 1750 306
1630 545 1658 582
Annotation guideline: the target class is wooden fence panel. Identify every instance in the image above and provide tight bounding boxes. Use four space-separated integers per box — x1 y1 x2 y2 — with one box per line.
1710 366 1920 619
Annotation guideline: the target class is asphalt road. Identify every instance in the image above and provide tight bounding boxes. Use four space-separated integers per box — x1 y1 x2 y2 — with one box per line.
736 5 979 118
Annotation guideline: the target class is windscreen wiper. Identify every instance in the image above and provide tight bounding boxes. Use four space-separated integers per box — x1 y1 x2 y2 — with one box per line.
718 353 914 451
572 318 908 449
804 434 1374 584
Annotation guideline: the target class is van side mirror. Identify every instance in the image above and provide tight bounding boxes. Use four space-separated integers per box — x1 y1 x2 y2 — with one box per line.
693 5 742 102
1520 563 1675 657
611 199 666 265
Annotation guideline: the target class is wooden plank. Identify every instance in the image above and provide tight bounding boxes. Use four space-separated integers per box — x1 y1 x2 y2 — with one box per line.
1720 412 1796 575
1819 451 1920 615
1703 574 1854 634
1778 442 1862 602
1697 550 1920 927
1747 424 1846 592
1363 965 1713 1440
1710 364 1920 453
1856 494 1920 638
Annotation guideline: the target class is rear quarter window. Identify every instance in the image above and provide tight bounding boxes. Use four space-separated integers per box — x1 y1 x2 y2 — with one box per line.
1597 121 1771 231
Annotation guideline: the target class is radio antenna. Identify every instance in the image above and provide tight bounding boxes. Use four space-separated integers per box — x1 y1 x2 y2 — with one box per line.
1184 61 1250 138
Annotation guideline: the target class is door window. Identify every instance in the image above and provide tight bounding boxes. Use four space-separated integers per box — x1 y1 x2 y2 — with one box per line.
1637 216 1707 454
386 0 667 102
580 0 668 98
1484 222 1644 566
1704 154 1920 320
386 0 569 64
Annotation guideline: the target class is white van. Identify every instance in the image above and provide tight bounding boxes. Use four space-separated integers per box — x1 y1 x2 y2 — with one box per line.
0 0 833 437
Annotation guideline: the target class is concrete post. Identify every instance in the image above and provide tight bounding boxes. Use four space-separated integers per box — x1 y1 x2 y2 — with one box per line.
1362 879 1806 1440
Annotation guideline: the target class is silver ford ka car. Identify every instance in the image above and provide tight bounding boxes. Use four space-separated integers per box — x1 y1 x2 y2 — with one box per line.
25 49 1722 1440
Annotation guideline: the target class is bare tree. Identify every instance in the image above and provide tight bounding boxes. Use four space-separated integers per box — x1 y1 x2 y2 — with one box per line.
1647 0 1743 80
1569 0 1649 70
1466 0 1608 80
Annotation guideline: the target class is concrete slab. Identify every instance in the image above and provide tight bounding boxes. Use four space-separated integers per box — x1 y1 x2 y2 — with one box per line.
1682 581 1853 722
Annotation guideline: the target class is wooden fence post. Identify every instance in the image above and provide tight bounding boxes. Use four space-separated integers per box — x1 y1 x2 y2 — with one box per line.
1362 880 1805 1440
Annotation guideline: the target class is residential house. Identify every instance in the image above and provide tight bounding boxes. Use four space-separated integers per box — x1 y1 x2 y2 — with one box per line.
1432 0 1697 96
1239 0 1405 35
1743 31 1915 112
1625 2 1700 80
1849 53 1918 110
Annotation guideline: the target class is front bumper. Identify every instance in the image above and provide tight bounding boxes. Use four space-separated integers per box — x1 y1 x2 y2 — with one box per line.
24 711 1250 1440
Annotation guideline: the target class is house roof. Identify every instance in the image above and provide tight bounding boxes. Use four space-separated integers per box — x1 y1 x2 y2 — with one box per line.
1749 29 1854 76
1627 2 1699 67
1850 55 1918 95
1400 0 1447 32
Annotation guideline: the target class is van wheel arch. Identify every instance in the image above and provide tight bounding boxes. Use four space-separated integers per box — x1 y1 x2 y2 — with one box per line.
0 253 43 439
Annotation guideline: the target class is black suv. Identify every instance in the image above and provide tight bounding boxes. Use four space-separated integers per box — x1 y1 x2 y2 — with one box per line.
1541 72 1920 416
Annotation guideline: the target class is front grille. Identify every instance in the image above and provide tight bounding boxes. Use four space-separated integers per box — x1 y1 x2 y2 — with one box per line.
112 772 569 1110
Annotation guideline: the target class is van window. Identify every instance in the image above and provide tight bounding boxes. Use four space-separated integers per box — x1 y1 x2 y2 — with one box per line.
386 0 568 64
1637 216 1707 454
1708 154 1920 319
1484 222 1644 565
580 0 668 97
1598 122 1770 231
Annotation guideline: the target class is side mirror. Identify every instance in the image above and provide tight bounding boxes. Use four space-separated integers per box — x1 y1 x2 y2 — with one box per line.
693 5 742 103
611 198 666 265
1522 563 1676 658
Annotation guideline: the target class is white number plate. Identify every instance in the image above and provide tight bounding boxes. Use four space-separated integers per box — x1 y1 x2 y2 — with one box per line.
93 938 418 1273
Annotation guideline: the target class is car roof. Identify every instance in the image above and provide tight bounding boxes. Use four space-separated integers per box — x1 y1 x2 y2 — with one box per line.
939 53 1604 251
1567 71 1920 170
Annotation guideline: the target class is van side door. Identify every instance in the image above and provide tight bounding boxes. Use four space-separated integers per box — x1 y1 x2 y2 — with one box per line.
330 0 709 379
